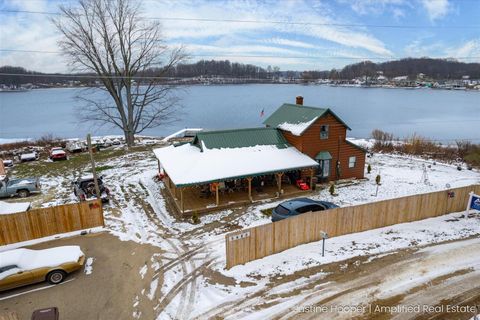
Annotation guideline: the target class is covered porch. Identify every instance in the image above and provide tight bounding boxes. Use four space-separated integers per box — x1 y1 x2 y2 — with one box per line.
162 169 317 215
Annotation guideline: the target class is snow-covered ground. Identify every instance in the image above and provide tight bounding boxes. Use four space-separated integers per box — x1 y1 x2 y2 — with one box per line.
217 210 480 279
4 148 479 319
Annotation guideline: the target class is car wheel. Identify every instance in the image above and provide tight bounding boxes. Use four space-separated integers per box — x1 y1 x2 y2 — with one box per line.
17 189 30 198
47 270 66 284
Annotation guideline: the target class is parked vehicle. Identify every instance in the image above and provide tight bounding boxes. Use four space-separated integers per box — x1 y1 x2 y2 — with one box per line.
271 197 339 222
73 175 110 203
66 141 86 153
31 307 59 320
20 152 38 162
0 176 41 198
2 159 13 167
49 148 68 161
0 246 85 292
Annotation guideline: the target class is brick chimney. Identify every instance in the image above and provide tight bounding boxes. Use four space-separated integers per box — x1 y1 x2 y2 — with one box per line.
296 96 303 105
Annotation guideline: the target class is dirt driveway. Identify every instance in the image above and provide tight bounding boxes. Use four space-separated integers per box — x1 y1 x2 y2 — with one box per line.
0 232 163 320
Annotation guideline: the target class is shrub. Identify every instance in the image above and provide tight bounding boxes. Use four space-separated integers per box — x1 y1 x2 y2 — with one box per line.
329 183 335 195
376 174 381 185
192 212 200 224
367 164 372 174
371 129 394 152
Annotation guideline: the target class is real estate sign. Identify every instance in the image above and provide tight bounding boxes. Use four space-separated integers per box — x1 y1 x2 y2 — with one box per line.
467 192 480 211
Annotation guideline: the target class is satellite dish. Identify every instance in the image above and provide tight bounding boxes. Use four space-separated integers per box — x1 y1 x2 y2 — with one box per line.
446 183 451 189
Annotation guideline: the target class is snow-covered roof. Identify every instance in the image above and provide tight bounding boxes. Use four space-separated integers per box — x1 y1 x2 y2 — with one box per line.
154 143 318 187
0 201 31 215
277 117 318 136
263 103 351 135
0 246 84 279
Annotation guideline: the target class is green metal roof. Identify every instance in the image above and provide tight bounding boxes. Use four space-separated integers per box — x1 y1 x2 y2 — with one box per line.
263 103 351 132
315 151 332 160
192 127 290 150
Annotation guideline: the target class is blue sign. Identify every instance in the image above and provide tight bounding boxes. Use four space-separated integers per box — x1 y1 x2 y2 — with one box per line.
470 194 480 211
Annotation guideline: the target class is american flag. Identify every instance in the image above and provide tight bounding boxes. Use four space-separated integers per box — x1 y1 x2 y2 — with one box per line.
260 108 265 117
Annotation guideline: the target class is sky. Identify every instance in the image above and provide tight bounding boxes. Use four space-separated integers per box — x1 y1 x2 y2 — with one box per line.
0 0 479 72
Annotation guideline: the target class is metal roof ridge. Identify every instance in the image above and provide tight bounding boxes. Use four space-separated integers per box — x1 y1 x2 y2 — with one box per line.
198 127 276 135
281 103 329 111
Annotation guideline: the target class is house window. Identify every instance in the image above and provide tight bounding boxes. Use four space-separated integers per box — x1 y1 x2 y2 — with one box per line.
348 156 356 168
320 125 329 139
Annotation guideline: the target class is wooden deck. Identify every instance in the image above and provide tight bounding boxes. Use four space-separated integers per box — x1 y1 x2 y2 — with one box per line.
166 183 312 216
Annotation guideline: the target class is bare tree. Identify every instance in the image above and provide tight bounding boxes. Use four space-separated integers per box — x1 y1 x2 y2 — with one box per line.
53 0 185 146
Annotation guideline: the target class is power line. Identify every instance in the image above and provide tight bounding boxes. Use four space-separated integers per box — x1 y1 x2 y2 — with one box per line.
1 9 479 29
0 49 393 60
0 72 172 80
1 49 479 61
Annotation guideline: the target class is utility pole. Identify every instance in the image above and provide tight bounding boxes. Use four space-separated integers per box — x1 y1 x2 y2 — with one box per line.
87 134 101 199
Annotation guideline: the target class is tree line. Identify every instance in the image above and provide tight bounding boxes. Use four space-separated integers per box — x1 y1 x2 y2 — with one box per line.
2 58 480 87
0 60 281 86
303 58 480 81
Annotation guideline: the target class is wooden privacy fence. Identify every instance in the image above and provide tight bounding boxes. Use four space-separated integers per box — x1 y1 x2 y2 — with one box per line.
226 184 480 269
0 200 104 245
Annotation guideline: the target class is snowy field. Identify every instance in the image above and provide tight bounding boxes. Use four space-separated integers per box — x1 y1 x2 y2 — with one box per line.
3 147 480 320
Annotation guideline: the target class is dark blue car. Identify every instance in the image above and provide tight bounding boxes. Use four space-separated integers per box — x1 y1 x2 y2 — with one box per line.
271 198 339 222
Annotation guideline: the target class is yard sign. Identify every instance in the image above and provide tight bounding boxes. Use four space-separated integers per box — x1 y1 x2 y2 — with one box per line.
467 192 480 211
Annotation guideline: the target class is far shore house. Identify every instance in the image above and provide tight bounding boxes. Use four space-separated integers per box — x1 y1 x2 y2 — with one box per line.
154 96 366 215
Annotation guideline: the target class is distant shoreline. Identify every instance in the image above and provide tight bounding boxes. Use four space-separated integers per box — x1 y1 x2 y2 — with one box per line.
1 82 479 92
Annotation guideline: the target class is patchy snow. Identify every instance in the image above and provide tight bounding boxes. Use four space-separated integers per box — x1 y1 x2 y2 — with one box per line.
277 117 318 136
139 265 148 279
0 246 84 279
154 144 318 186
84 257 94 275
0 200 30 214
147 278 159 300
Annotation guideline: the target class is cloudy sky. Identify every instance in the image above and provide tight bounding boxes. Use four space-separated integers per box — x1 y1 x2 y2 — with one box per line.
0 0 479 72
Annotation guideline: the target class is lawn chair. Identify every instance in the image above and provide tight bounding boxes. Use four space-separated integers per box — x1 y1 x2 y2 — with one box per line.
296 179 309 190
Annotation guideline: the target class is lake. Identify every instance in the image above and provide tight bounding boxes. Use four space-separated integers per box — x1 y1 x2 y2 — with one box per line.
0 84 478 142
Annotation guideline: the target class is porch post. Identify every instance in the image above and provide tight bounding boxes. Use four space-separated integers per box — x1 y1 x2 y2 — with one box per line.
216 183 219 206
247 177 253 202
309 168 314 189
180 188 184 213
276 173 283 193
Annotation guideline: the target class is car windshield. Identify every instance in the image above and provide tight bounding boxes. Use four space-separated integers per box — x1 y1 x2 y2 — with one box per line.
80 179 103 188
275 205 290 215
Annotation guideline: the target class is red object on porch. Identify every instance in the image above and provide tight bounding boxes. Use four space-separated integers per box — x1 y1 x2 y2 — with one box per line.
296 179 309 190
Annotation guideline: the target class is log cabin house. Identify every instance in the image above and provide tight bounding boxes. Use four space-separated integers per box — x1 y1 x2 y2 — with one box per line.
154 96 366 215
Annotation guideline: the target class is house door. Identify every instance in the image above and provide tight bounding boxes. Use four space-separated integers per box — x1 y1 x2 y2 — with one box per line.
317 159 330 178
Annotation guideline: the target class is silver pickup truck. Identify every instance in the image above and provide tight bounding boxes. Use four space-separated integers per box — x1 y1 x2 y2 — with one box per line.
0 177 41 198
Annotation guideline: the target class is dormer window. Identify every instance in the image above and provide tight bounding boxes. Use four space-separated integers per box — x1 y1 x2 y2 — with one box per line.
320 125 329 139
